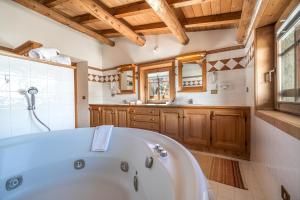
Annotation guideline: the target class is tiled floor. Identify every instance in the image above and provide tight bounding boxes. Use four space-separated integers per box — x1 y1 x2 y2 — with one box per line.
191 151 265 200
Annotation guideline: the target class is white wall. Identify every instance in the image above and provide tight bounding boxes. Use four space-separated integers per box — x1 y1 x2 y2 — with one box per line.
244 31 300 200
0 54 75 139
97 65 247 106
102 29 239 68
76 61 90 127
90 29 247 106
0 0 103 67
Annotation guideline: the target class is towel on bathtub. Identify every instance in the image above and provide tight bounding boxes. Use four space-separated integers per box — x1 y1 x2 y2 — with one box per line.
91 125 113 152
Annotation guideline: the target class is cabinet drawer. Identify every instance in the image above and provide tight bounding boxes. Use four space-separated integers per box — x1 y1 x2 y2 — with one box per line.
130 121 159 131
131 115 160 123
129 107 159 116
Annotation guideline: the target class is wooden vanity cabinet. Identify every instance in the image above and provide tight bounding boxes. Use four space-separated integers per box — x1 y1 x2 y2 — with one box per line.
129 107 160 131
210 109 247 154
89 105 250 160
89 106 101 127
102 107 116 126
160 108 183 142
182 109 211 147
115 107 129 127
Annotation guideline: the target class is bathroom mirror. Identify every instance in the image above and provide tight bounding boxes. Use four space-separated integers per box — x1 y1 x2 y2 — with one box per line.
176 52 207 92
118 64 136 94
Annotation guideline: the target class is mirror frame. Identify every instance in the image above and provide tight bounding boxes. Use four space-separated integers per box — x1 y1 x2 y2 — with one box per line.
176 52 207 92
118 64 136 94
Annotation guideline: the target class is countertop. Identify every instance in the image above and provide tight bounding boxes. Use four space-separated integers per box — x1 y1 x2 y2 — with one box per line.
89 103 250 109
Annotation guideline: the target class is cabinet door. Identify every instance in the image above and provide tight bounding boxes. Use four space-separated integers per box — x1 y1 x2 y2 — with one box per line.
160 108 183 141
211 110 246 152
89 106 101 127
115 108 129 127
183 109 210 147
102 107 115 125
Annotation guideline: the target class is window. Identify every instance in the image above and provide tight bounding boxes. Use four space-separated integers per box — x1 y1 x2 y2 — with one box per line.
147 70 170 102
138 60 175 104
276 7 300 115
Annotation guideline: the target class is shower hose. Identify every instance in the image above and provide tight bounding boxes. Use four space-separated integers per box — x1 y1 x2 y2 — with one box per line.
32 109 51 132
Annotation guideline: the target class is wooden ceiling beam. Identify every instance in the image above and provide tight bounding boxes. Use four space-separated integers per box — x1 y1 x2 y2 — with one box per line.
69 0 217 25
71 2 152 25
145 0 189 45
13 0 114 46
72 13 100 24
100 22 168 36
102 12 240 37
13 40 43 56
113 2 153 18
171 0 208 8
45 0 70 8
77 0 145 46
236 0 257 43
185 11 241 28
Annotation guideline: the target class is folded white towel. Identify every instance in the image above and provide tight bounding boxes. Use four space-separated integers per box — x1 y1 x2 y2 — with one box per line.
91 125 113 152
50 55 71 65
28 48 59 60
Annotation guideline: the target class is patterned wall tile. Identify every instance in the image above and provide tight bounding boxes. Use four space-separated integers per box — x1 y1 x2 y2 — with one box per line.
88 73 120 83
88 46 256 81
207 56 246 72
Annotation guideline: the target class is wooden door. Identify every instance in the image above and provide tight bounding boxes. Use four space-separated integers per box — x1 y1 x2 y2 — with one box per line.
89 106 101 127
102 107 115 125
183 109 210 147
160 108 183 141
115 107 129 127
211 110 246 152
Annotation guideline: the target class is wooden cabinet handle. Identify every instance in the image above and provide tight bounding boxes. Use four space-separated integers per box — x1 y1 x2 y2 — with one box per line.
210 111 215 120
151 117 154 121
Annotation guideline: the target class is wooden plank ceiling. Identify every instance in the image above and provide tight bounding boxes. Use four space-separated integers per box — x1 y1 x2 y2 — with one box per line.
13 0 292 46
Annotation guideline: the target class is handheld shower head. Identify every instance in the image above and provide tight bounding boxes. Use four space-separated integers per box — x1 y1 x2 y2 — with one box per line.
28 87 38 95
27 87 38 110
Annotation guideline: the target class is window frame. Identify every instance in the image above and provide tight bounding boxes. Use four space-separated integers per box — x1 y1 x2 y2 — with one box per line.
275 8 300 116
145 67 171 104
138 60 176 104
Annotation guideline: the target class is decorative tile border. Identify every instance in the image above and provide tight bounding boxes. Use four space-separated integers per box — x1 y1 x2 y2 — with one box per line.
88 74 119 82
88 44 256 82
183 80 202 87
207 56 246 72
89 56 249 82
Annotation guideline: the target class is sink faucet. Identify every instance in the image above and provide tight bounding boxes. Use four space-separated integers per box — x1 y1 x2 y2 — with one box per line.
188 99 193 104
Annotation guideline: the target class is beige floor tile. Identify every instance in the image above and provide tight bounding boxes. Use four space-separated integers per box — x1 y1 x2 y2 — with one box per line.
218 183 235 200
234 189 254 200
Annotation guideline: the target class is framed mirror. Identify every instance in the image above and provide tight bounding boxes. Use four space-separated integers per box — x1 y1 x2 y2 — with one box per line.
176 52 206 92
118 64 136 94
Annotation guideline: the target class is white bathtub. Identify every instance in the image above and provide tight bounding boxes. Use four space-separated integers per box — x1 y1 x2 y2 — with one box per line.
0 127 209 200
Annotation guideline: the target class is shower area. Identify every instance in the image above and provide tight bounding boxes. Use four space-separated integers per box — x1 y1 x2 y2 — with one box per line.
21 87 51 132
0 54 76 139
